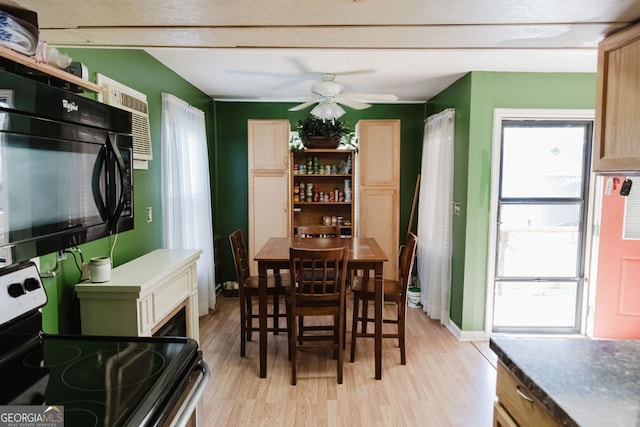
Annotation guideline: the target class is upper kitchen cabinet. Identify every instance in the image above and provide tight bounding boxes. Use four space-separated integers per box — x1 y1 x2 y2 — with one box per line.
593 22 640 172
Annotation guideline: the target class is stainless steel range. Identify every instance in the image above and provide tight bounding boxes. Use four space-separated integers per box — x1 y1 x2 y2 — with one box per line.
0 261 209 426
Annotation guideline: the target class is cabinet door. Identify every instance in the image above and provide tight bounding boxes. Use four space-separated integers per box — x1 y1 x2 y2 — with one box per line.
248 120 290 274
248 120 290 170
357 120 400 280
249 171 289 274
594 23 640 171
358 188 400 279
357 120 400 186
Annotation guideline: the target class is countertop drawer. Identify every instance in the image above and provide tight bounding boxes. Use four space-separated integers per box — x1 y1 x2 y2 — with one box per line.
496 361 558 427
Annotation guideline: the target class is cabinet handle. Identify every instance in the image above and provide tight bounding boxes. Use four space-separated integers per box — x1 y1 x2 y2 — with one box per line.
515 386 533 403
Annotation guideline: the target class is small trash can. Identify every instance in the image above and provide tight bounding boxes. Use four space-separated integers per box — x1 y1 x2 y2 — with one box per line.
407 287 421 308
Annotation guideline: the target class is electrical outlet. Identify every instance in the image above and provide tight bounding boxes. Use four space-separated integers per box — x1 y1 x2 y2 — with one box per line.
57 250 67 261
146 207 152 223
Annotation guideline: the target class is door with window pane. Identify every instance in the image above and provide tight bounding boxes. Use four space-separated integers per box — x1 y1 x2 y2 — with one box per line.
492 120 592 333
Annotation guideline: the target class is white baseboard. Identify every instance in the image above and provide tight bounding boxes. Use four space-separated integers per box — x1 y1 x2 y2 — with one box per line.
445 319 490 341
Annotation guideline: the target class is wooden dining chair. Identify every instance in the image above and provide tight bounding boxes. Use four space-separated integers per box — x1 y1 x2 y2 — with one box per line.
296 225 340 238
285 246 349 385
294 224 344 344
229 229 290 357
350 232 418 365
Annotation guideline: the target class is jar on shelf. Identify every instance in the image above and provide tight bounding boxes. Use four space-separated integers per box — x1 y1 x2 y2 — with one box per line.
299 182 306 201
306 182 313 200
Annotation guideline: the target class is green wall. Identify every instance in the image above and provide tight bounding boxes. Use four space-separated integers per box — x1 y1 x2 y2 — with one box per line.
40 48 214 333
213 102 426 283
427 71 597 332
36 50 597 336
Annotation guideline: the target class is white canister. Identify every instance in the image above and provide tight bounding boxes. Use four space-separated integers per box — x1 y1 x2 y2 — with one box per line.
89 256 112 283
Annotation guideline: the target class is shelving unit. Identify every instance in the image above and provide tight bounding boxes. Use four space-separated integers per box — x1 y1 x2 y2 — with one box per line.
0 45 102 93
290 148 356 237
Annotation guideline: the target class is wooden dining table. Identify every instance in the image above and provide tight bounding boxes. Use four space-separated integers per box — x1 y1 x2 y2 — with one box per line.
254 236 388 380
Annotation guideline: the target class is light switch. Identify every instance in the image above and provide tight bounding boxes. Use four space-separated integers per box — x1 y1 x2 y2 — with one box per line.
146 207 152 223
452 202 462 215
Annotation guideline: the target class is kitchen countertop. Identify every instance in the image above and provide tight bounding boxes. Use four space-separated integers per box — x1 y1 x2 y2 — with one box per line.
490 337 640 427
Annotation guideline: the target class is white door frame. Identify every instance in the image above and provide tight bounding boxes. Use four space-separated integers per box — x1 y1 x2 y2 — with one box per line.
485 108 596 336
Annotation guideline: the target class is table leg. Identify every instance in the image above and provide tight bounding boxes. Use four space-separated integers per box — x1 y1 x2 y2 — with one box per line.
258 263 268 378
374 262 383 380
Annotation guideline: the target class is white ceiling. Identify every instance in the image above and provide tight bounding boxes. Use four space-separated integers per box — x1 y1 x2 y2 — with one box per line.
16 0 640 104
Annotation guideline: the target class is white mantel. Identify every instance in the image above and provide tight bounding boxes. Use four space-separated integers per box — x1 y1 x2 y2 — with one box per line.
75 249 202 343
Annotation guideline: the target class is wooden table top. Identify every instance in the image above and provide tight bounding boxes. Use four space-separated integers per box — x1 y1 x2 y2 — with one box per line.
254 237 388 264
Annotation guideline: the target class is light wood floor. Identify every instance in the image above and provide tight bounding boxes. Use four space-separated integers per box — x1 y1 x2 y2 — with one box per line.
198 293 498 426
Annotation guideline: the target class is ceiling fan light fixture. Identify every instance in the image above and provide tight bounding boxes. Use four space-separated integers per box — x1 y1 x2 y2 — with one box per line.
310 102 346 120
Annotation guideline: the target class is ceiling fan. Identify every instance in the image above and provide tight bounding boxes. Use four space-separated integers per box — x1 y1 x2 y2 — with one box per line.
288 73 398 119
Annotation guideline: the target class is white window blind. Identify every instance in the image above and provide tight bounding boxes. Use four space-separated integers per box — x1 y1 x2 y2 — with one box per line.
623 185 640 240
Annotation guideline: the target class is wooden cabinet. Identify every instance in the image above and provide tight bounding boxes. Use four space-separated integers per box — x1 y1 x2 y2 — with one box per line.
248 120 291 274
356 120 400 280
593 22 640 172
75 249 202 343
494 361 559 427
290 148 356 237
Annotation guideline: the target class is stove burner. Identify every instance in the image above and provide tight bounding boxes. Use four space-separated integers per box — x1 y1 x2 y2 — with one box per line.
23 345 82 369
62 343 166 392
57 400 104 427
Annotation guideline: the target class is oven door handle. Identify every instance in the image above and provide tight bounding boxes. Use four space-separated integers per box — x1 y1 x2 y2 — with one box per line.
171 360 210 427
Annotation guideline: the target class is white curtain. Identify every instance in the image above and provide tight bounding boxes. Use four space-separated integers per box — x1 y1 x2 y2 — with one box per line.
161 93 215 316
417 108 455 323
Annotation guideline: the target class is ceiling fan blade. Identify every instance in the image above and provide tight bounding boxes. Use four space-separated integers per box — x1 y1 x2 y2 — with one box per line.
288 101 317 111
343 93 399 102
337 98 371 110
333 69 376 76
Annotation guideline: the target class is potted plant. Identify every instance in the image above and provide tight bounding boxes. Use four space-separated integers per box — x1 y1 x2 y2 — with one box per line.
295 117 350 149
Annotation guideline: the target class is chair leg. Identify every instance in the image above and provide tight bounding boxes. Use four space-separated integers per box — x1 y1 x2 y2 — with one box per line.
337 310 344 384
398 302 406 365
342 303 347 349
273 294 280 335
240 291 247 357
350 294 359 362
332 314 339 359
361 298 369 334
285 300 293 362
246 296 253 342
298 316 304 344
290 310 298 386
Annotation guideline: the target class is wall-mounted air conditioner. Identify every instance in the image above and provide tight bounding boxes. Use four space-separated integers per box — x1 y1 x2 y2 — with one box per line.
97 74 152 169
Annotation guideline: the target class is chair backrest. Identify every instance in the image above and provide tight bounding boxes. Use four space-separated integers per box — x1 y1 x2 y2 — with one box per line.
296 225 340 238
289 247 348 306
229 229 250 285
398 232 418 299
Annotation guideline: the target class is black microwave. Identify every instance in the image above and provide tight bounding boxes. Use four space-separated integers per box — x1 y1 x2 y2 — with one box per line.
0 70 134 267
